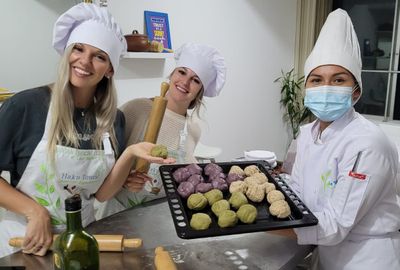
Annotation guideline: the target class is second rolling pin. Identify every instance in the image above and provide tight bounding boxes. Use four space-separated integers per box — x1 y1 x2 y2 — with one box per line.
9 234 142 252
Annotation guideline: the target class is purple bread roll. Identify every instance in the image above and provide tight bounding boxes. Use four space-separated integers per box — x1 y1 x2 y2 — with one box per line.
177 181 195 199
204 163 223 176
187 174 204 187
226 173 245 185
186 163 203 176
172 167 191 183
208 172 226 182
195 182 213 193
211 178 228 191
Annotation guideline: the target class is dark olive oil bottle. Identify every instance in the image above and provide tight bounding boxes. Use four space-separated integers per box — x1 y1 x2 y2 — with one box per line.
53 194 99 270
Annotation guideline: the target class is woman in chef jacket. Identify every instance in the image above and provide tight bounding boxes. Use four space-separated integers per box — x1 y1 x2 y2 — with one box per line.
0 3 174 257
95 43 227 218
273 9 400 270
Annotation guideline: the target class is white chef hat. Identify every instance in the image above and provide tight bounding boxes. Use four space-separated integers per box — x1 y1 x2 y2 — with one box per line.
174 42 227 97
52 3 127 71
304 9 362 98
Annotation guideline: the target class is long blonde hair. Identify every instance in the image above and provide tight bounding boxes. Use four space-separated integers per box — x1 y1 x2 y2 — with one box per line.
48 45 119 161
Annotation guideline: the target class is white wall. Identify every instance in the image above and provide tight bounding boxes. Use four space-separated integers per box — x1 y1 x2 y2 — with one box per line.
1 0 297 161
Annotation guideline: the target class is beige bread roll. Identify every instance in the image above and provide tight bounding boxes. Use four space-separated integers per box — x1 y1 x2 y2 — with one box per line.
269 200 291 218
265 182 276 194
266 190 285 204
244 165 260 176
229 180 247 194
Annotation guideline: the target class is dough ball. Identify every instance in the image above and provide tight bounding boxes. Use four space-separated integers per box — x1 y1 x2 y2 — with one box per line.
237 204 258 224
204 189 223 205
187 174 204 187
204 163 223 176
150 144 168 159
172 167 191 183
245 183 265 203
190 213 212 230
267 190 285 204
244 165 260 176
265 182 276 194
269 200 291 218
177 181 195 199
218 210 238 228
209 172 226 182
229 191 248 209
186 163 203 176
195 182 213 193
252 172 268 184
211 178 228 191
229 165 246 177
229 180 247 194
187 193 208 210
226 173 244 185
211 199 230 217
244 176 265 186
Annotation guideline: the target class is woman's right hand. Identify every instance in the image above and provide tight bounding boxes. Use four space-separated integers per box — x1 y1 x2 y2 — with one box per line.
22 204 53 256
124 170 152 192
128 142 175 164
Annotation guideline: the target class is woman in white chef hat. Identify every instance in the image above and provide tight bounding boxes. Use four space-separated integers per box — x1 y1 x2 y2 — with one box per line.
96 42 227 218
0 3 174 257
272 9 400 270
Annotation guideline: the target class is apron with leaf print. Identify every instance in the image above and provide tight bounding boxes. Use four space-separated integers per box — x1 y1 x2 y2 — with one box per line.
0 109 115 257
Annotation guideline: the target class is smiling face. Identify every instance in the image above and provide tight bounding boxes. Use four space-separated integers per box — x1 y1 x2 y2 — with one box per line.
167 67 203 112
69 43 113 94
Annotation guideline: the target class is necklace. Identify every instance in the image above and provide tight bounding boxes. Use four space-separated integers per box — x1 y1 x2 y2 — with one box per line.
75 109 93 141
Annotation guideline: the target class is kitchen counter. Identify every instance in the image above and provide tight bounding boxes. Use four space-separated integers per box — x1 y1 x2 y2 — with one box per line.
0 198 313 269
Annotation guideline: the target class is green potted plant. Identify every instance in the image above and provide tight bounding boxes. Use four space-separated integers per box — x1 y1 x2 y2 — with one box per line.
274 68 311 140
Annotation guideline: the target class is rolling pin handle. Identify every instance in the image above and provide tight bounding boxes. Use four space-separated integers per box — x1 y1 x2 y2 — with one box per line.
160 82 169 97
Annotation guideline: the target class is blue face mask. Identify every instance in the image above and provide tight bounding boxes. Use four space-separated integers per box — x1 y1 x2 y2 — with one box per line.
304 85 353 122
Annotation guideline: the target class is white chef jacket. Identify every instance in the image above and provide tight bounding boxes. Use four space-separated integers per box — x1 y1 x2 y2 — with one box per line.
291 108 400 270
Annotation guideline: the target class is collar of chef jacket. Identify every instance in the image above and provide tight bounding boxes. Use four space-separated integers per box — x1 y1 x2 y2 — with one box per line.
311 108 356 144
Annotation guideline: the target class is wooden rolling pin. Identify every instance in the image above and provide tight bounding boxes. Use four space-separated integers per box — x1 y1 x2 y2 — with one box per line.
9 234 142 252
134 82 170 173
154 246 177 270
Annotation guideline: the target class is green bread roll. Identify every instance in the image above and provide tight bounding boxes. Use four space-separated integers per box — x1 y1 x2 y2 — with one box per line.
211 199 230 217
187 193 208 210
218 210 238 228
237 204 258 224
229 192 248 209
204 189 223 205
150 144 168 159
190 213 212 230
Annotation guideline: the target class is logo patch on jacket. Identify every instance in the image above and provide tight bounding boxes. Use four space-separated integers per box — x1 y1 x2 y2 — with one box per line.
348 170 367 180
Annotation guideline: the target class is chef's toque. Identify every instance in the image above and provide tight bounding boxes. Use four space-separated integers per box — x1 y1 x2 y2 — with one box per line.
304 9 362 100
175 42 227 97
52 3 127 71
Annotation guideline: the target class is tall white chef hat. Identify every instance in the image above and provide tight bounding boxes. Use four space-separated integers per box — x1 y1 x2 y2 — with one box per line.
52 3 127 71
174 42 227 97
304 9 362 98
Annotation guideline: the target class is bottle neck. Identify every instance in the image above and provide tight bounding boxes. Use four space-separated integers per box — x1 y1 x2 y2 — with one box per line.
66 209 83 231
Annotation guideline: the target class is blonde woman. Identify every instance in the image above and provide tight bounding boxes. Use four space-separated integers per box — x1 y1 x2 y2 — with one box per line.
0 3 173 258
96 43 227 218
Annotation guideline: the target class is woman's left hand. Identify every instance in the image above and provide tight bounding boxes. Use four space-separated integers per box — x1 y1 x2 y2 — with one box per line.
128 142 176 164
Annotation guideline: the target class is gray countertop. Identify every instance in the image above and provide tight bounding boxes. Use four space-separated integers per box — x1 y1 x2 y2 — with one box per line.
0 198 313 270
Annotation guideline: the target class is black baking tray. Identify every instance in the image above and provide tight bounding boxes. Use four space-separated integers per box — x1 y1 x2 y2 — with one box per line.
159 160 318 239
